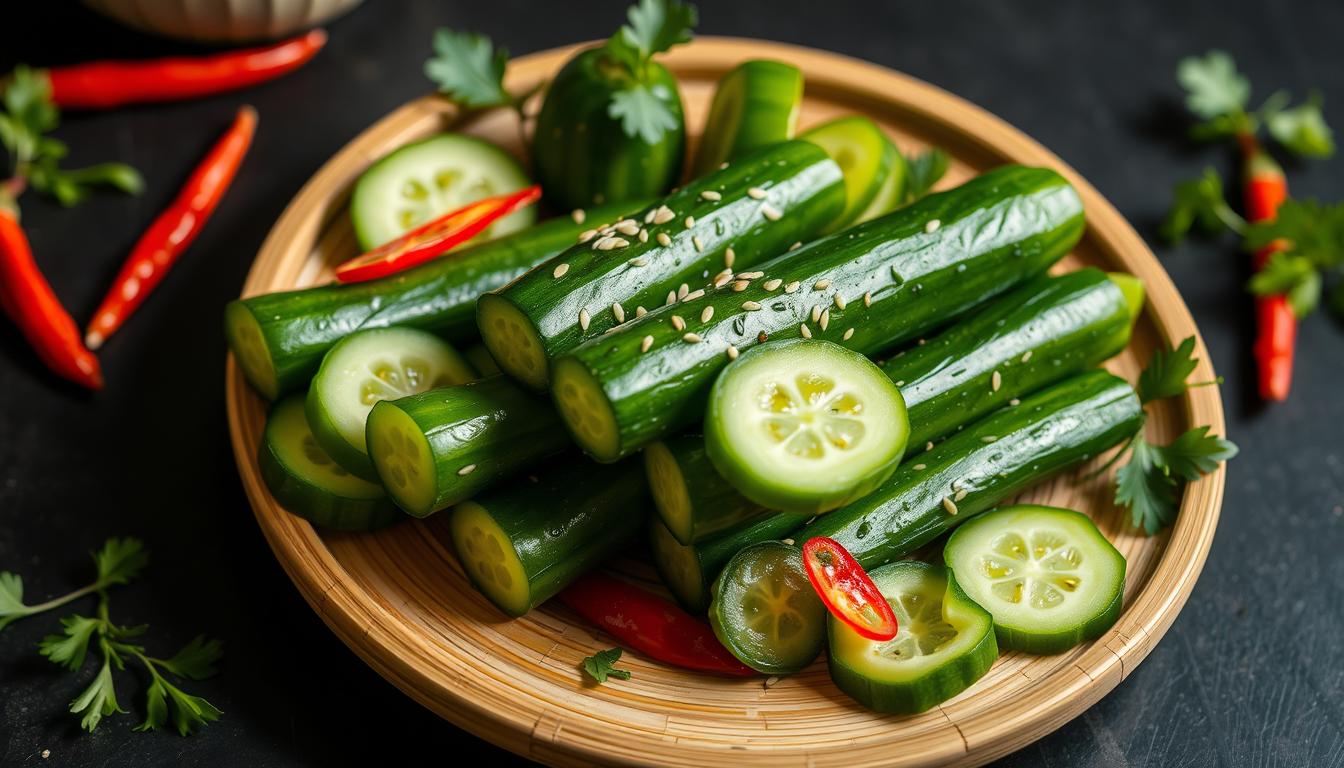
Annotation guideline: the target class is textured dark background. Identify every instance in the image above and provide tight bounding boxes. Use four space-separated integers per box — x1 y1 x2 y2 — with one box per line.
2 1 1342 766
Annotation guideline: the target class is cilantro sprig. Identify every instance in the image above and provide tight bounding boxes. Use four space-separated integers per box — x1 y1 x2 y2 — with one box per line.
581 647 632 684
1109 338 1238 534
2 537 223 735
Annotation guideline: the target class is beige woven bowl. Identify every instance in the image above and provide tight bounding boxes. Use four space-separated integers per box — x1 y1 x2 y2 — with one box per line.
84 0 363 42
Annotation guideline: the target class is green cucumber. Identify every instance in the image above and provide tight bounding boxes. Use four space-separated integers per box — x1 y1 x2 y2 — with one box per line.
463 343 500 377
479 140 844 390
448 456 649 617
708 541 827 674
350 133 534 251
553 164 1085 462
827 561 997 714
705 339 909 514
852 134 908 224
646 270 1142 608
366 376 567 517
306 327 474 479
801 117 899 232
644 435 772 545
225 199 639 400
258 395 401 531
531 48 685 211
944 505 1126 654
692 60 804 177
649 508 802 613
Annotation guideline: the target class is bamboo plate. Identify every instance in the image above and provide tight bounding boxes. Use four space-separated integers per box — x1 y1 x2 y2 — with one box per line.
225 38 1226 767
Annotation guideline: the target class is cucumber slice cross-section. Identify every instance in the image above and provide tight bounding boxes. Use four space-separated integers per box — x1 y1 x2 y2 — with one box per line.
709 541 827 674
705 339 909 515
306 327 474 480
827 561 997 714
801 116 898 232
943 504 1126 654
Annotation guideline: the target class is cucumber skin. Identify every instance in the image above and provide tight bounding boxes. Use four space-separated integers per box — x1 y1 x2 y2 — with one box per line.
691 60 803 177
225 200 640 399
482 140 844 373
258 441 402 532
531 48 685 211
649 434 774 544
649 509 804 613
369 376 567 517
560 164 1085 461
455 456 650 615
796 370 1143 569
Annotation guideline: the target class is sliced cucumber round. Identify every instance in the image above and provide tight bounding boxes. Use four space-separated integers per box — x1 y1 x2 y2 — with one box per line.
449 499 533 617
709 541 827 674
827 561 997 714
258 396 401 531
692 59 804 177
306 327 474 480
852 134 908 224
801 116 897 232
705 339 909 515
944 504 1126 654
350 133 535 250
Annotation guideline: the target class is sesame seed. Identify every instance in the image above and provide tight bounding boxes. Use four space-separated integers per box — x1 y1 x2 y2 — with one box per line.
726 344 739 360
954 488 969 502
800 324 812 339
742 301 762 311
785 281 800 294
747 187 767 200
613 303 626 323
684 288 705 302
685 215 696 228
737 271 764 280
597 237 629 250
458 464 477 476
700 190 722 201
644 208 657 224
671 315 686 331
638 228 649 243
656 232 672 247
701 306 715 323
925 219 941 233
834 294 847 310
641 335 654 353
781 538 795 546
578 308 590 331
820 309 830 331
732 280 750 292
943 497 959 515
1021 350 1033 363
714 272 733 288
629 257 648 267
760 203 782 221
811 305 822 323
683 332 702 343
720 161 730 169
552 263 570 279
789 241 802 251
894 380 905 387
763 278 783 291
578 229 598 243
843 328 855 340
914 463 927 470
764 675 780 689
917 338 927 346
693 235 705 252
863 291 872 308
666 291 677 306
678 283 690 299
724 247 736 268
992 371 1002 392
636 306 647 317
1009 398 1021 406
615 220 640 236
981 435 998 443
814 279 831 290
652 205 676 225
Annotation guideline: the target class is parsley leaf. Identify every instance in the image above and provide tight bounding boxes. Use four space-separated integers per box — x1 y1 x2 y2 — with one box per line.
0 571 26 630
1136 336 1201 403
94 537 149 587
159 635 225 680
620 0 696 62
424 29 512 110
582 647 632 683
39 614 102 671
1178 51 1250 121
1161 168 1244 243
1248 252 1321 316
1266 92 1335 159
598 0 696 144
609 83 680 145
70 654 126 733
1244 198 1344 270
905 148 949 202
135 665 223 736
1116 438 1177 535
1160 426 1240 481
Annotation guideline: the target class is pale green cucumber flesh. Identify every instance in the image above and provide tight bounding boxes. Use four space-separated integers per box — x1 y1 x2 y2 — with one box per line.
709 541 827 674
802 116 895 232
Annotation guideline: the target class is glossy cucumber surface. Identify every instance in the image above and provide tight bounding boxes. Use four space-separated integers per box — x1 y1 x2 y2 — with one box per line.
692 59 803 176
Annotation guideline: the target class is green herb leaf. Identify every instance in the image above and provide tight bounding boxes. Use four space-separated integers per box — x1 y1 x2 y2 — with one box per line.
1115 437 1177 535
608 83 680 145
1158 426 1239 481
1243 198 1344 270
619 0 697 62
39 614 102 671
424 29 512 110
1248 252 1321 317
134 674 222 736
1177 50 1250 120
905 148 949 202
1266 92 1335 159
0 571 26 630
70 655 125 732
94 538 148 588
160 635 224 680
1136 336 1202 403
582 647 632 683
1162 168 1243 243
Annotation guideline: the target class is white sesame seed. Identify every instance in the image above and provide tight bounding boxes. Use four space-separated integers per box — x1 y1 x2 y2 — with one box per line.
615 220 639 236
644 208 657 224
1009 398 1021 406
701 306 715 323
992 371 1002 392
894 380 905 386
914 463 927 470
764 675 780 689
954 488 969 502
843 328 854 340
579 229 598 243
684 289 705 302
800 324 812 339
925 219 941 233
614 218 637 229
789 241 802 251
458 464 477 476
693 235 705 252
671 315 686 332
943 497 959 515
666 291 677 306
737 271 764 280
638 228 649 243
685 215 696 229
713 272 733 288
613 303 625 323
763 278 782 291
834 294 847 310
917 338 927 346
700 190 722 201
683 332 702 344
747 186 767 200
926 441 934 451
726 344 739 360
981 435 998 443
677 283 689 299
811 305 822 323
724 247 736 268
629 257 648 267
814 279 831 290
742 301 762 311
781 538 795 546
636 306 647 317
641 335 654 353
597 237 629 250
785 281 800 294
1021 350 1033 363
863 291 872 308
720 161 729 169
760 203 782 221
820 309 830 331
653 205 676 225
732 280 750 292
578 308 590 331
656 232 672 247
552 263 570 279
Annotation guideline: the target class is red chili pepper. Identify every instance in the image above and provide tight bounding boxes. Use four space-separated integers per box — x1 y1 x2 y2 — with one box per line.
45 30 326 110
559 573 757 677
0 206 103 389
334 185 542 283
800 537 898 641
1239 133 1295 402
85 106 256 350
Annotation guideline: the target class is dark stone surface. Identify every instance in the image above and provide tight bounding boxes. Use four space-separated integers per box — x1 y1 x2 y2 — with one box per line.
2 1 1341 765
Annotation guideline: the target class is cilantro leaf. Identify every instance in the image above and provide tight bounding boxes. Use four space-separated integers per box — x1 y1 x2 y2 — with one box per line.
621 0 696 61
1266 92 1335 159
160 635 224 680
424 29 512 110
1162 168 1243 243
0 571 26 630
1244 198 1344 270
1137 336 1201 403
70 655 125 732
609 83 680 145
582 647 632 683
1158 426 1239 481
94 538 148 588
39 614 102 671
1116 438 1178 535
134 673 222 736
905 148 949 202
1248 252 1321 316
1177 51 1251 120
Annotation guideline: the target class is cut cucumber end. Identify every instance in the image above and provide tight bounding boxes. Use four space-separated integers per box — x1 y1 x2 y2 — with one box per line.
450 500 533 617
709 541 827 675
649 515 710 613
1106 272 1146 324
645 441 696 544
225 300 278 400
551 355 621 462
801 116 894 233
477 293 550 391
306 384 378 481
366 401 440 517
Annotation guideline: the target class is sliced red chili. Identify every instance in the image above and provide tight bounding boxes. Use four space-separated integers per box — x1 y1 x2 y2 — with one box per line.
334 185 541 284
801 537 898 641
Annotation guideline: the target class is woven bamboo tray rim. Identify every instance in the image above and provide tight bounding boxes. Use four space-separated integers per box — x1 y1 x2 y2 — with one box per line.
225 38 1225 767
